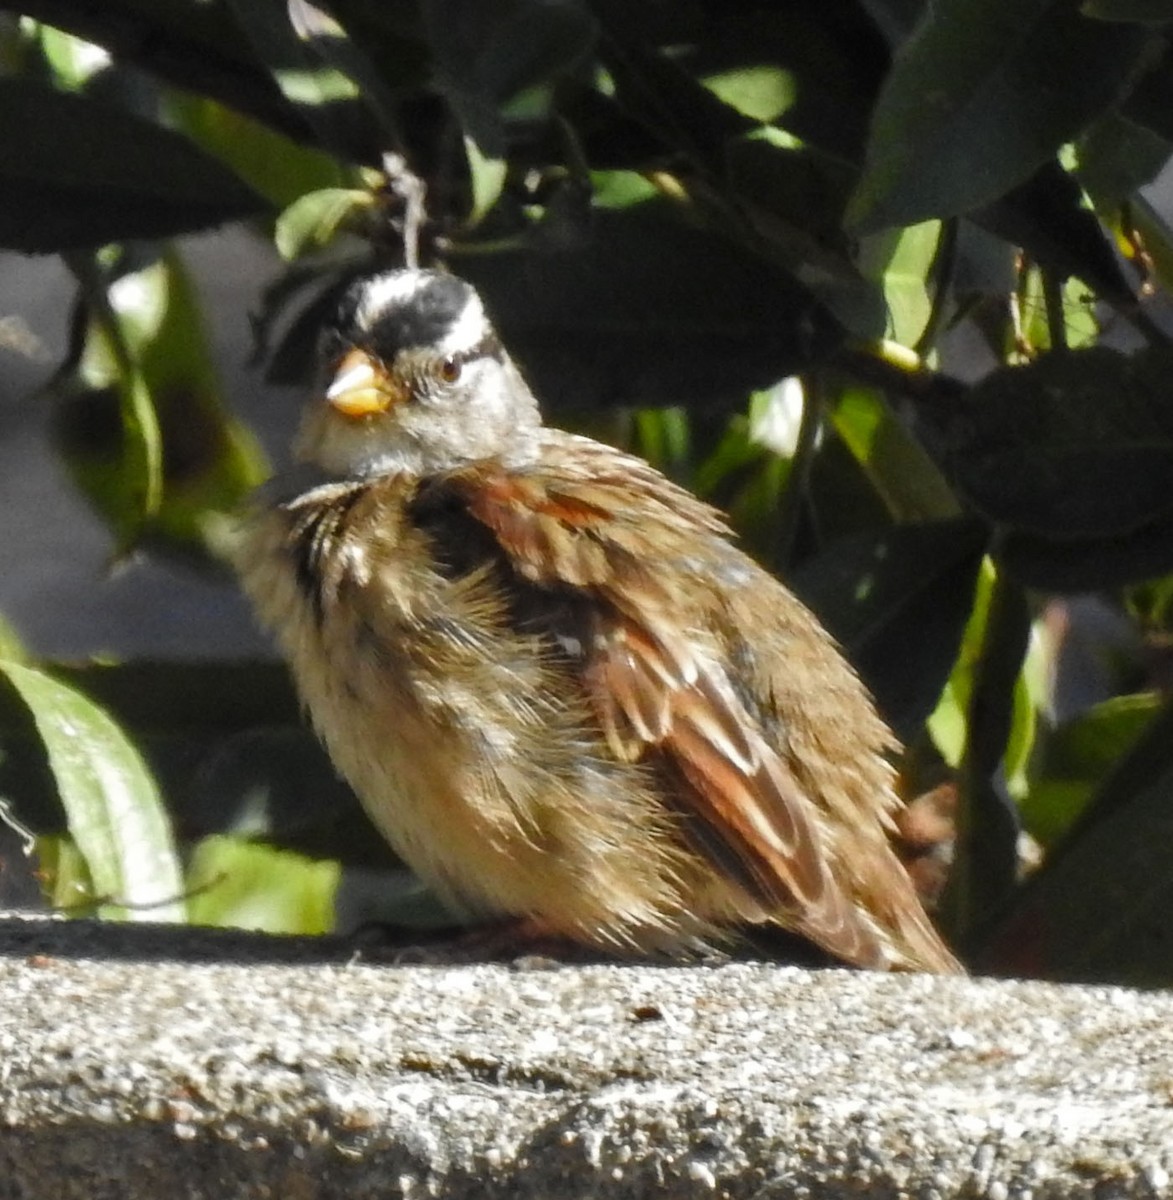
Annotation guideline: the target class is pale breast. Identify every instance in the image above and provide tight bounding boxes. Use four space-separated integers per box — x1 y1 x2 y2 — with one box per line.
232 480 699 938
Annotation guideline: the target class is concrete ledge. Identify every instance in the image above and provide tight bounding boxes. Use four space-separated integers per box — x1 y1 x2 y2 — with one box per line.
0 914 1170 1198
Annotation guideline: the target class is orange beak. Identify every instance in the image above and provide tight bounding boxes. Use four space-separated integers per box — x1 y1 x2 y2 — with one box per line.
325 348 407 418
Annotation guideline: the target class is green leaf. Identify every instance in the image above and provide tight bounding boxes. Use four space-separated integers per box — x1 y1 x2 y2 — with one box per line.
0 78 265 251
914 345 1173 540
978 752 1173 985
186 835 338 934
167 92 353 211
0 614 29 664
221 0 382 163
1022 693 1160 847
703 66 797 124
0 661 185 923
792 519 987 738
35 835 100 913
1121 43 1173 140
847 1 1154 231
721 128 886 336
36 24 110 89
1081 0 1173 21
1077 112 1172 203
974 163 1136 307
1015 269 1100 354
589 0 754 173
936 567 1033 937
458 199 844 411
996 515 1173 590
857 219 941 348
424 0 596 153
53 249 269 555
274 186 375 259
463 135 508 227
927 560 1035 780
831 385 960 521
288 0 404 141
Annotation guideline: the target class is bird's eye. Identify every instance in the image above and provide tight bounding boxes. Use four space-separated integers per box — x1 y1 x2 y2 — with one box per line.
437 356 462 384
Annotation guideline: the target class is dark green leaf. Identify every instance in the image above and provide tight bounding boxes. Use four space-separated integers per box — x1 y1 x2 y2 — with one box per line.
940 571 1031 935
0 661 185 922
1121 43 1173 139
3 0 315 145
721 131 886 336
914 345 1173 540
791 519 988 738
1076 112 1172 201
847 1 1154 230
971 162 1137 306
221 0 384 163
590 0 755 173
724 126 859 243
688 4 887 163
858 0 928 43
0 78 266 251
1081 0 1173 21
977 755 1173 985
996 516 1173 590
458 199 844 411
424 0 596 154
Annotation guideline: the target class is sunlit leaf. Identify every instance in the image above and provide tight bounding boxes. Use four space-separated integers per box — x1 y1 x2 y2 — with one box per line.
53 249 269 554
274 186 376 259
186 835 338 934
858 219 941 349
1022 693 1160 847
168 92 353 210
222 0 381 162
831 385 960 521
927 560 1038 791
463 134 508 227
0 661 185 923
702 66 797 123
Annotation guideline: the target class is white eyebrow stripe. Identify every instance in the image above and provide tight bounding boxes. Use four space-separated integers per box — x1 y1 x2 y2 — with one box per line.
356 272 428 331
437 291 490 356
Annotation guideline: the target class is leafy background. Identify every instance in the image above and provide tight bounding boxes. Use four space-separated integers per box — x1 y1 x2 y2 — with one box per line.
3 0 1173 984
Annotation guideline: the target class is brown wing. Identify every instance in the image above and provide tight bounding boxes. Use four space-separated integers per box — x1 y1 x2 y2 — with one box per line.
416 435 946 969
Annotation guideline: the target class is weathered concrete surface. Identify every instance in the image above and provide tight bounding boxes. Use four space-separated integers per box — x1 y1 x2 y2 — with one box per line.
0 914 1170 1199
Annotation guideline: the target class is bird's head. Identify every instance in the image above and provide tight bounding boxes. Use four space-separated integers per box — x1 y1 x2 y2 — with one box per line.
296 269 542 478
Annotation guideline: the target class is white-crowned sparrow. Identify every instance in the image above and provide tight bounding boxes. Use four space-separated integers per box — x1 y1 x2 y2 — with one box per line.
233 268 961 972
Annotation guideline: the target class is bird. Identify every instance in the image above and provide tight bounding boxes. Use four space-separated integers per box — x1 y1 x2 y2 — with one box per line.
233 266 962 973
